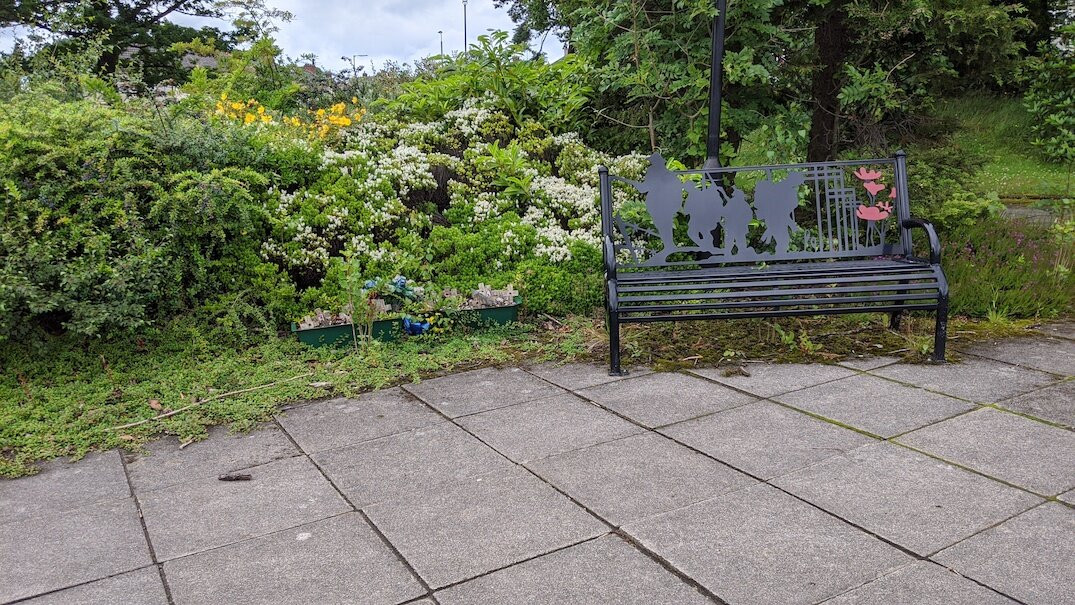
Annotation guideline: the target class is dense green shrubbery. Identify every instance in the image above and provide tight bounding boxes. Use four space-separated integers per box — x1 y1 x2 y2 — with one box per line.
0 43 644 341
944 217 1073 318
0 94 167 339
2 24 1071 346
1024 25 1075 168
0 90 315 340
905 143 1004 230
389 32 591 133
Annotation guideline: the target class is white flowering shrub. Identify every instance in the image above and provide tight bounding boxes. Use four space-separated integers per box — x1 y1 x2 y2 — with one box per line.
252 97 646 314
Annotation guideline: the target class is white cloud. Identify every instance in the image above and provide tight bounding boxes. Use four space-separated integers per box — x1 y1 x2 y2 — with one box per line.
171 0 563 70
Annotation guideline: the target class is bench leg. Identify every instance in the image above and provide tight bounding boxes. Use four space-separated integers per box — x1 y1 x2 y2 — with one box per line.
607 312 626 376
932 297 948 363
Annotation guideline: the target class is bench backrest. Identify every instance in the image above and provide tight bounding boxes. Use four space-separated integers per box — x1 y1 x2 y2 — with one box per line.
599 153 913 270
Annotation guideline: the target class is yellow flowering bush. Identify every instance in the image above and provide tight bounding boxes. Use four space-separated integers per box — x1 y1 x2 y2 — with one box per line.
214 93 366 139
214 94 274 125
304 98 367 139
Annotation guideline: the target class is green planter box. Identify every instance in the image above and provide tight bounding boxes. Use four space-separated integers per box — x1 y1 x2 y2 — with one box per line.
453 301 520 328
291 318 401 348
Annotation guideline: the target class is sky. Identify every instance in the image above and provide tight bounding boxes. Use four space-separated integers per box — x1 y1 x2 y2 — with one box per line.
1 1 564 70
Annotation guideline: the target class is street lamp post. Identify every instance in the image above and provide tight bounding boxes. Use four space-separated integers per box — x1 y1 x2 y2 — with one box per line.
703 0 727 172
341 54 364 78
462 0 468 51
438 30 444 56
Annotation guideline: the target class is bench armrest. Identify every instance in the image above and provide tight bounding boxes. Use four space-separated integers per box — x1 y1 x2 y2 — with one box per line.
902 218 941 265
603 234 618 279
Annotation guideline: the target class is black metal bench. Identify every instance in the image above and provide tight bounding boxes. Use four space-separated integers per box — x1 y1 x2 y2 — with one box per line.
598 151 947 375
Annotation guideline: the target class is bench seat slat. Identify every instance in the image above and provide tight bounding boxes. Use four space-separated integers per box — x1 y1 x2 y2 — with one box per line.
624 303 940 323
618 283 940 304
617 271 939 293
617 263 932 284
618 293 939 314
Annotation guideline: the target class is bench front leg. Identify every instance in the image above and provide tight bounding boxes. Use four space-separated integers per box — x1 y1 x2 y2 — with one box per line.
606 279 627 376
933 291 949 363
902 217 948 361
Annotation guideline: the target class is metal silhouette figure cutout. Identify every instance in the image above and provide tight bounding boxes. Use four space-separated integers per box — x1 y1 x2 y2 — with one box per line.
611 155 913 264
716 185 754 256
683 181 723 252
754 171 806 254
617 153 763 263
616 153 686 264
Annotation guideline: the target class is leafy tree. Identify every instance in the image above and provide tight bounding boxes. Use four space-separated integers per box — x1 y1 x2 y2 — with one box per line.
545 0 798 164
1 0 285 82
2 1 223 74
498 0 1035 162
390 32 591 132
1024 24 1075 179
494 0 566 47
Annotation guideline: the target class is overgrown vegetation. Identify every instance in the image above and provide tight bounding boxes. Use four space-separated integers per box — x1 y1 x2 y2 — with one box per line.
1 2 1072 475
1 312 1028 478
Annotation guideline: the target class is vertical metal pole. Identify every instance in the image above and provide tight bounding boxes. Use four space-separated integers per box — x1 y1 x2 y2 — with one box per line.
462 0 469 50
703 0 727 172
894 150 913 255
439 30 444 56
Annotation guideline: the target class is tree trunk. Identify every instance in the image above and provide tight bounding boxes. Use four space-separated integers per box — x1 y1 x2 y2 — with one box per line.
807 3 849 163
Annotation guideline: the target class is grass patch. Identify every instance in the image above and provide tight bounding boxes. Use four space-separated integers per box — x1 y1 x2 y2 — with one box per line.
934 95 1072 200
1 311 1046 477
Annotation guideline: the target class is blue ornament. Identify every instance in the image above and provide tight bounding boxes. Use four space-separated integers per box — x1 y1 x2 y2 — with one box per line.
402 317 430 336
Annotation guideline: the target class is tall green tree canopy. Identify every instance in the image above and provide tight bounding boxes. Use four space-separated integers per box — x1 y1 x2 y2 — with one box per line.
499 0 1038 163
0 1 288 83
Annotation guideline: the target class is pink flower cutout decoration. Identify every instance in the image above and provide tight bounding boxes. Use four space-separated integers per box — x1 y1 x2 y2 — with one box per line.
889 187 897 199
854 167 883 181
863 181 887 196
856 201 892 221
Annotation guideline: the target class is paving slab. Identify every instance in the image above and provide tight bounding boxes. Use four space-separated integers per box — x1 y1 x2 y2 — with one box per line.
871 357 1058 403
457 393 642 462
165 513 424 605
276 388 443 453
897 408 1075 495
313 422 512 508
0 498 152 603
820 561 1015 604
1061 489 1075 505
837 356 901 371
139 455 350 560
125 423 298 492
773 443 1042 555
772 374 975 438
436 534 710 605
690 363 856 398
527 432 755 525
525 362 651 391
961 336 1075 376
1034 322 1075 340
997 379 1075 428
402 367 566 418
0 450 129 525
20 567 168 605
933 503 1074 605
364 466 606 589
577 371 756 428
623 483 909 605
661 401 876 479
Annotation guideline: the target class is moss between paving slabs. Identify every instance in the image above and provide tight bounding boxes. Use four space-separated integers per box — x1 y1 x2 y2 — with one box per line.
0 313 1048 478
